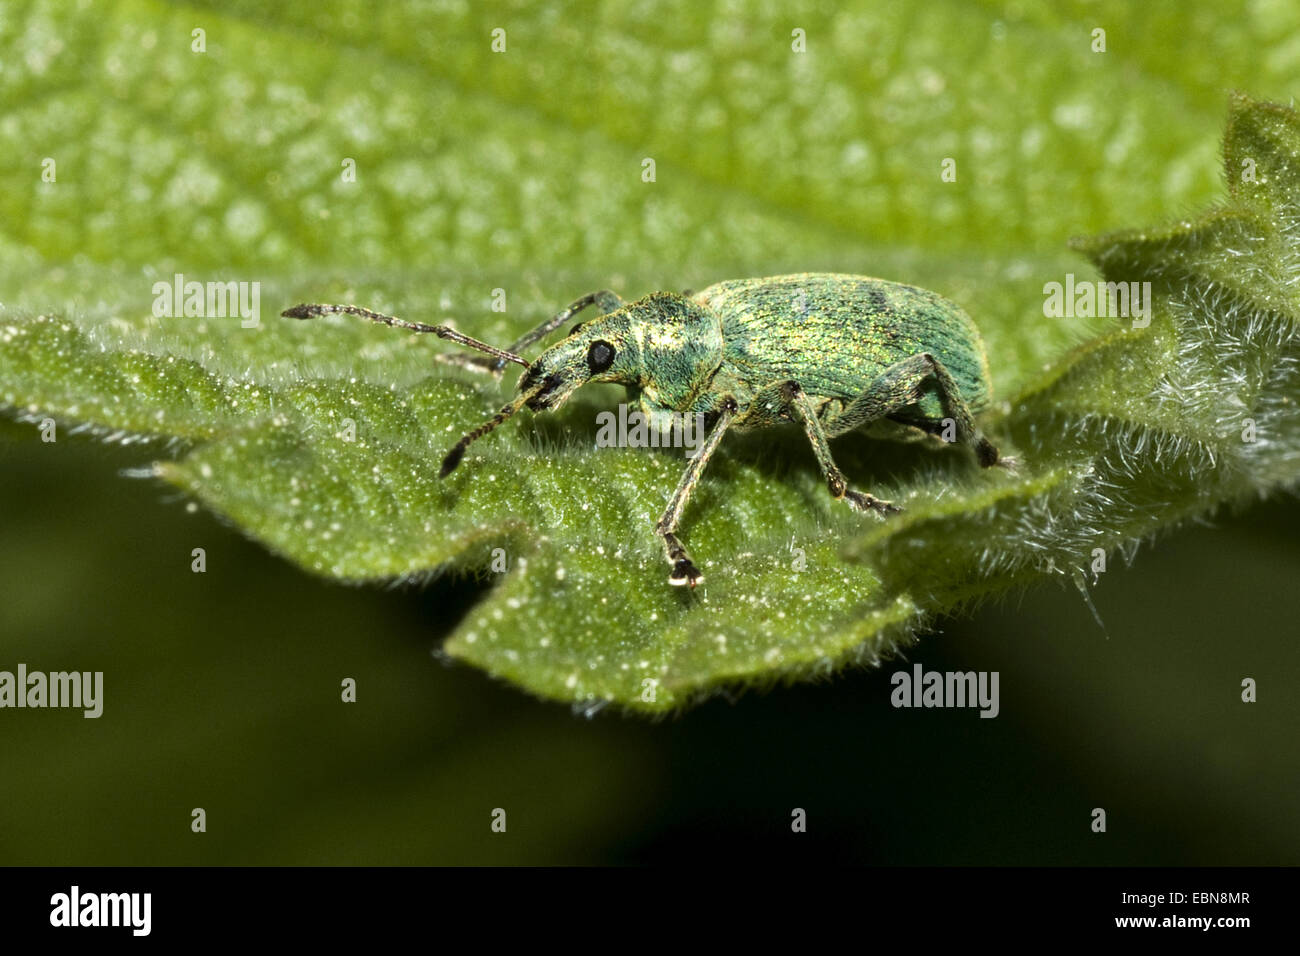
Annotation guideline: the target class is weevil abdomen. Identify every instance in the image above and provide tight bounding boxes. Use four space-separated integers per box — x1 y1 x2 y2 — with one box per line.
696 273 992 428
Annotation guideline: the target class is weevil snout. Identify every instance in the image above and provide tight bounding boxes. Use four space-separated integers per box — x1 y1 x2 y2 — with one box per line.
518 348 583 411
521 369 569 411
518 331 625 411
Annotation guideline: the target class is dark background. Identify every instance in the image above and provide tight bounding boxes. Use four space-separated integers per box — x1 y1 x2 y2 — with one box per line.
2 425 1294 864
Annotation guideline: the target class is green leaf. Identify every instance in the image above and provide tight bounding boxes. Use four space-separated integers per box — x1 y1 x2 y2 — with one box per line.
4 1 1300 711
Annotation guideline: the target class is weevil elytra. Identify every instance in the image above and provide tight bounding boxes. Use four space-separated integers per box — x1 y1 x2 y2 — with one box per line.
284 273 1007 587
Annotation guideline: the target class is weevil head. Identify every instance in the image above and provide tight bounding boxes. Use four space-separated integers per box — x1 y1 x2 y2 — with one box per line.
517 292 723 412
441 292 724 478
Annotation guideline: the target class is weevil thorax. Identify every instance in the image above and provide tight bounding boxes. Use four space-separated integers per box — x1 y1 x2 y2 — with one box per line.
517 292 723 413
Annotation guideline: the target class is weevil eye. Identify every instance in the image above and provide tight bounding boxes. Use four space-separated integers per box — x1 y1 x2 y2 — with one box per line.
570 321 586 336
586 340 616 374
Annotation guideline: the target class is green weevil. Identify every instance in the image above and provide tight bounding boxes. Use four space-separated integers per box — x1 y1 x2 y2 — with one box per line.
283 272 1006 587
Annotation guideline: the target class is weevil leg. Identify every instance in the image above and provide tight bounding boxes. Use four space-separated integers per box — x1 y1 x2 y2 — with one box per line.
782 381 901 515
834 352 1000 467
654 398 738 587
439 290 625 376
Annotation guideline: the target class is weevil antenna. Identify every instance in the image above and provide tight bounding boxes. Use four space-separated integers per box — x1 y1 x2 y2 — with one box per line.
439 385 542 477
282 303 530 369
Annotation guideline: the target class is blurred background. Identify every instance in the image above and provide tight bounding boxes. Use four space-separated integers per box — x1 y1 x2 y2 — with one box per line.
2 0 1298 863
2 430 1296 864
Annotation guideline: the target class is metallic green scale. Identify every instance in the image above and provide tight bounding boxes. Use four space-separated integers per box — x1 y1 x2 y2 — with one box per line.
284 272 1005 588
696 273 992 431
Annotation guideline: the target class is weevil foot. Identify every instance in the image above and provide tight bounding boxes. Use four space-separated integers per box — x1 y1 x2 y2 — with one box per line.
976 437 1002 468
668 558 703 588
845 490 902 516
994 455 1020 473
661 531 704 587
